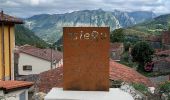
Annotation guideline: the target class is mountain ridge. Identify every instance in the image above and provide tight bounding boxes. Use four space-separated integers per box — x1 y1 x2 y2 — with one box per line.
24 9 156 43
125 13 170 36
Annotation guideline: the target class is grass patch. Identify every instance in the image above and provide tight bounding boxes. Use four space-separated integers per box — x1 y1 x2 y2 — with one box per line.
138 70 170 77
159 81 170 93
132 83 149 94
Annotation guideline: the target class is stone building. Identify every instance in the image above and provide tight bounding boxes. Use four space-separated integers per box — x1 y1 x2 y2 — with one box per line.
110 42 124 61
162 31 170 50
145 35 161 49
153 50 170 73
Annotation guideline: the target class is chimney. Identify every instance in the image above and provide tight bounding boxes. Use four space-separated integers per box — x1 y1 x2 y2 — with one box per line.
1 10 4 20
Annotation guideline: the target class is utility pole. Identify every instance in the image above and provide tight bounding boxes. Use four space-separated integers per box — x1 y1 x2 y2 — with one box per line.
50 44 53 70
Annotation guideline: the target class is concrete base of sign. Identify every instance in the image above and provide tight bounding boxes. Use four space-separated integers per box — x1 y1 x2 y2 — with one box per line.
44 88 134 100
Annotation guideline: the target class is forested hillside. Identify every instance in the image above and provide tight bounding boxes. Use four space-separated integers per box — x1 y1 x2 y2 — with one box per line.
15 25 49 48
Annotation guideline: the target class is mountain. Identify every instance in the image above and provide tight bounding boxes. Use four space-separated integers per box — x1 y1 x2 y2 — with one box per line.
128 11 156 23
54 36 63 46
15 25 49 48
125 14 170 37
24 9 155 43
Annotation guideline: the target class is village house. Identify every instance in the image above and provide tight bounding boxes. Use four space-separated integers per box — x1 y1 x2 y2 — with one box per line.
144 31 170 50
153 50 170 73
153 58 170 73
162 31 170 50
155 49 170 59
145 35 162 49
14 45 63 78
0 11 23 80
0 80 33 100
110 42 124 61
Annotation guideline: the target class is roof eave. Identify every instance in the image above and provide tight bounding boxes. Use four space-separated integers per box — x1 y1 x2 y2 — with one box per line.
0 21 24 24
3 85 33 94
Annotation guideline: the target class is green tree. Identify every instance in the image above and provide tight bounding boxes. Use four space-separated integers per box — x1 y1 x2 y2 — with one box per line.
110 28 124 43
168 26 170 31
131 41 154 71
124 42 131 52
15 25 49 48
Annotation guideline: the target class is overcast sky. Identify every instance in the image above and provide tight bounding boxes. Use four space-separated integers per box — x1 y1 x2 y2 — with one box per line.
0 0 170 18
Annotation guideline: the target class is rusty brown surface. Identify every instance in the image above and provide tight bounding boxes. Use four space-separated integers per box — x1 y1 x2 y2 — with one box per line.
63 27 110 91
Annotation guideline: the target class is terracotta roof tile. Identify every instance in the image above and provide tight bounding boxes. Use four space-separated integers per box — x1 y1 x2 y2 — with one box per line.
154 57 170 63
109 60 154 87
0 11 23 24
155 49 162 53
17 45 63 62
38 60 153 93
155 50 170 56
38 67 63 93
0 80 33 90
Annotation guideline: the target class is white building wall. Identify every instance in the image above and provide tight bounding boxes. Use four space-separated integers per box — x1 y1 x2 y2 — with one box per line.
56 59 63 68
0 89 28 100
18 53 51 75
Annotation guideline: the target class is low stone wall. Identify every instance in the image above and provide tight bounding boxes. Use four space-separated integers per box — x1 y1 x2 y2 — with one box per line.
163 44 170 50
149 75 169 85
153 61 170 73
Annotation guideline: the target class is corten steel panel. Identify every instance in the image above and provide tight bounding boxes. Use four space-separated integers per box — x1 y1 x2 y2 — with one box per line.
63 27 110 91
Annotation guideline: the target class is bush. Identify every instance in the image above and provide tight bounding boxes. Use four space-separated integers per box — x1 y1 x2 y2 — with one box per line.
159 81 170 93
120 52 138 68
124 42 131 52
132 83 149 94
110 28 125 43
131 41 154 71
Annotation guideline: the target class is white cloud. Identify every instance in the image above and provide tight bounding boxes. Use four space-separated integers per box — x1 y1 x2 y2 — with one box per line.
30 0 40 5
5 1 19 6
0 0 169 17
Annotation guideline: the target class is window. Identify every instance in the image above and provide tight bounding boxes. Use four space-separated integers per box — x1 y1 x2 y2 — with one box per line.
111 52 116 57
20 91 26 100
23 65 32 71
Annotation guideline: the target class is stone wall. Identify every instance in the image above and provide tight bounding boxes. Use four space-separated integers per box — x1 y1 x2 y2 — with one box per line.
153 61 170 73
163 44 170 50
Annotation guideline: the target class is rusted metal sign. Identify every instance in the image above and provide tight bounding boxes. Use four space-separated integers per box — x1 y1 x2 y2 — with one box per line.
63 27 110 91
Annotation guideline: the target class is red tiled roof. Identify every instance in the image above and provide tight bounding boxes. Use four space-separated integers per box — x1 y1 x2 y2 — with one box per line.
155 50 170 56
38 60 153 93
0 11 23 24
109 60 154 87
0 80 33 90
154 57 170 63
110 42 123 51
17 45 63 62
155 49 162 53
38 67 63 93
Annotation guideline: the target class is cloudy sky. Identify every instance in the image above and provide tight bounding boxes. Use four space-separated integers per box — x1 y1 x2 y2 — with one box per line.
0 0 170 18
